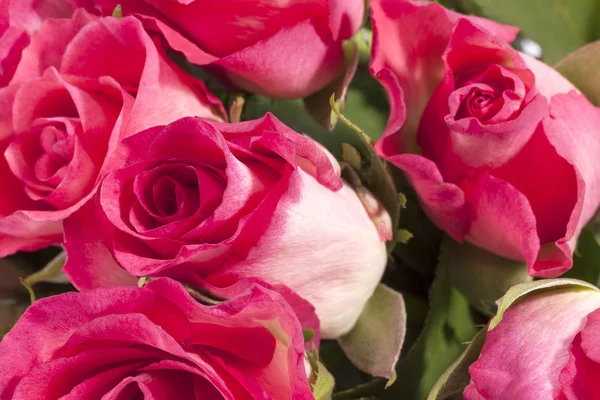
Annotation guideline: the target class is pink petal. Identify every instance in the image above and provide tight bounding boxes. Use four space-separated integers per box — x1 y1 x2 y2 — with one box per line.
63 200 138 290
370 0 517 151
210 170 387 338
463 171 540 266
522 52 579 99
466 289 600 400
0 26 29 87
385 153 469 241
10 9 95 84
327 0 364 41
559 330 600 399
214 19 344 99
537 93 600 277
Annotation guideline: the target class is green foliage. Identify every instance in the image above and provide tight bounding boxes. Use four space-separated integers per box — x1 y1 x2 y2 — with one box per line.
563 228 600 286
308 349 336 400
556 41 600 106
427 329 486 400
470 0 600 64
442 237 531 316
384 248 478 400
338 284 407 380
111 4 123 18
489 278 599 330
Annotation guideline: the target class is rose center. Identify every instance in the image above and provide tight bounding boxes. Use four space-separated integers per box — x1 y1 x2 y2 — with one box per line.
5 122 79 201
35 125 75 181
458 87 502 121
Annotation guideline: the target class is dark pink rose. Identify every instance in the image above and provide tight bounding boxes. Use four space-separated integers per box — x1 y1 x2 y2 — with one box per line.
0 11 225 256
371 0 600 277
465 283 600 399
0 277 317 399
63 115 389 338
69 0 364 99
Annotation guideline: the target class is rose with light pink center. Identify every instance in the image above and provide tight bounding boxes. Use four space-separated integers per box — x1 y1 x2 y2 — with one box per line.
465 285 600 399
64 114 390 338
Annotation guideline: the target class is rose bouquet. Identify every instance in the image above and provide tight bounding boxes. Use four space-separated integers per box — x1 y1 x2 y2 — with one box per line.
1 0 600 399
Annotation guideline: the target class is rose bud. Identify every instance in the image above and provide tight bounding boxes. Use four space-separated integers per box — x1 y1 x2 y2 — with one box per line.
63 114 389 338
371 0 600 277
465 280 600 399
69 0 364 99
0 277 317 399
0 10 225 256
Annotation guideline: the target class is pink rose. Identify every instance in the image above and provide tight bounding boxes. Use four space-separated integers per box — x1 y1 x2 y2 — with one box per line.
69 0 364 99
371 0 600 277
0 0 73 86
464 282 600 399
0 11 225 256
0 277 316 399
64 115 389 338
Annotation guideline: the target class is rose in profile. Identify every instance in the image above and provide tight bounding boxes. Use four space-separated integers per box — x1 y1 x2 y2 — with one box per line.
371 0 600 277
465 280 600 399
0 11 225 256
64 114 390 338
0 277 317 399
70 0 364 99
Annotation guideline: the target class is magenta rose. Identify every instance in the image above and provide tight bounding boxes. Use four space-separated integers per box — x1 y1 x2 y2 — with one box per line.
0 10 225 256
63 114 389 338
371 0 600 277
464 281 600 399
69 0 364 99
0 277 317 399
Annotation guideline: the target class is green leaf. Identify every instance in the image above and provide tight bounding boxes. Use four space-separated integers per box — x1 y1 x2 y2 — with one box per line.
332 378 387 400
471 0 600 64
563 227 600 286
489 278 599 330
308 349 336 400
396 229 414 245
427 329 486 400
339 284 406 380
313 361 335 400
384 252 477 400
112 4 123 18
442 237 531 316
555 41 600 106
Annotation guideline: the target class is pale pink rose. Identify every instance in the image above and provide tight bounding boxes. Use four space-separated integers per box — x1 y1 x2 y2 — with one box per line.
465 285 600 399
0 10 225 256
69 0 364 99
63 114 389 338
371 0 600 277
0 277 317 399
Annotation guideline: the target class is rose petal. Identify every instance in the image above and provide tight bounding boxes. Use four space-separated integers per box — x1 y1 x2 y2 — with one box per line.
370 0 517 152
63 200 138 291
466 289 600 400
463 171 540 266
211 171 387 338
